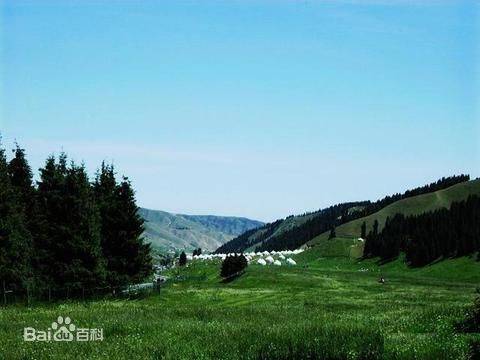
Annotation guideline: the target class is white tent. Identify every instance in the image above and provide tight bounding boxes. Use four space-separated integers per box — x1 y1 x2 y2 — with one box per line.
286 258 297 265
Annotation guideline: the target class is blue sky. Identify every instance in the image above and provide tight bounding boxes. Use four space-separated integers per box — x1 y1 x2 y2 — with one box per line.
1 0 478 222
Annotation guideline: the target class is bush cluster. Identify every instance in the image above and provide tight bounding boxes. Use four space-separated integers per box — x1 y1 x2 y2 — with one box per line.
220 254 247 279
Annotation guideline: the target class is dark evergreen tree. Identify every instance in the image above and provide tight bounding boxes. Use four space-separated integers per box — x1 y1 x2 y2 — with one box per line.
328 226 336 240
32 156 61 288
7 144 35 222
0 144 32 291
220 254 247 278
363 219 380 258
94 163 152 287
35 155 105 289
115 176 152 283
372 219 379 237
361 221 367 238
63 162 106 288
179 251 187 266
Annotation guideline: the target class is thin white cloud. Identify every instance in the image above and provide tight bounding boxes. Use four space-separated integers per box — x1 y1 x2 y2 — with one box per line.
15 138 234 165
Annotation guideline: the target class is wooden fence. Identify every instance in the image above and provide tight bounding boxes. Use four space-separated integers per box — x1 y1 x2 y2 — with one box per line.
0 280 163 306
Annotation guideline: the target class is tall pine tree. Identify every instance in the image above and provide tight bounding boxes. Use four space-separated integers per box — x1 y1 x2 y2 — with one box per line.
0 144 32 291
361 221 367 238
94 163 152 287
179 251 187 266
7 144 35 219
35 155 105 290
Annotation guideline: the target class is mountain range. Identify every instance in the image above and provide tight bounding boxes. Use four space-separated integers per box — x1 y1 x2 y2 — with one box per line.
140 176 479 257
139 208 263 252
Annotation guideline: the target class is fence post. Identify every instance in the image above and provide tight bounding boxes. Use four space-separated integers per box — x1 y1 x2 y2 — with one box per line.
26 283 30 306
48 287 51 302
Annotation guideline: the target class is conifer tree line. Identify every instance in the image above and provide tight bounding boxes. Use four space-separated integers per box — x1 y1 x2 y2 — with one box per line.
0 142 152 296
363 195 480 266
217 175 470 253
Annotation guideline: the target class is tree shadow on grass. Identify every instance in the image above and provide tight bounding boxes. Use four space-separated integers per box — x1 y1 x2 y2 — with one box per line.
221 270 246 284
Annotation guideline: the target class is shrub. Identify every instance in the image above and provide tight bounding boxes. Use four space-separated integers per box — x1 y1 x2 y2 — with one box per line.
220 254 247 279
469 339 480 360
457 288 480 333
179 251 187 267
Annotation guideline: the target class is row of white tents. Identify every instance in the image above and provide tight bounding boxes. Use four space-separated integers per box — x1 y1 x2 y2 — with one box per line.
186 249 303 266
256 257 297 266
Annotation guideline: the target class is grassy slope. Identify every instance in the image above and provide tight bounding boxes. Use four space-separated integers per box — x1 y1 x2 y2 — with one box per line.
2 255 479 359
306 179 480 251
303 236 365 259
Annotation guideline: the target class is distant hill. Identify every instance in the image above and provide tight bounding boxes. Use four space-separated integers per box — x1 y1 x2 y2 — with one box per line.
305 178 480 257
139 208 263 252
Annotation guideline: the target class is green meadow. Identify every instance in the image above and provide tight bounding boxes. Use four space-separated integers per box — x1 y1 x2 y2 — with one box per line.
1 252 479 360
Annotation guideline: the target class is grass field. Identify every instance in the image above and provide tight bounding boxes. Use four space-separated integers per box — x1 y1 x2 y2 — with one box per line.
1 251 479 359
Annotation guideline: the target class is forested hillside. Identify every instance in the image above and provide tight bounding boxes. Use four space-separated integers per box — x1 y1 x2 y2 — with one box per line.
214 203 369 254
307 178 480 247
364 195 480 266
217 176 470 253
